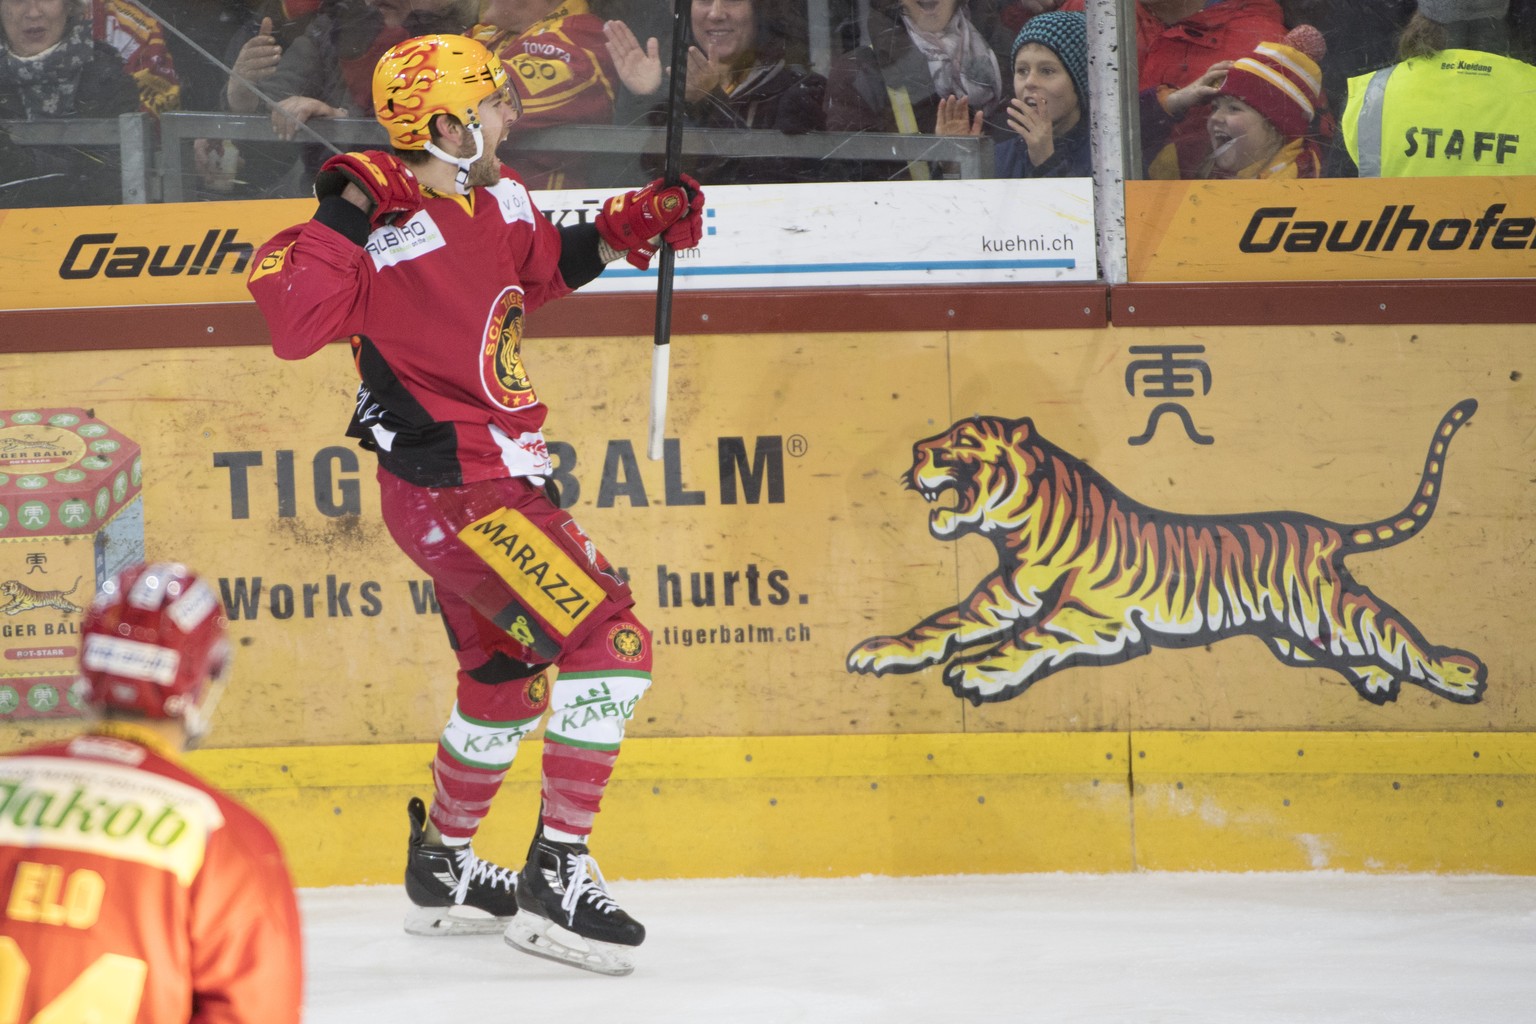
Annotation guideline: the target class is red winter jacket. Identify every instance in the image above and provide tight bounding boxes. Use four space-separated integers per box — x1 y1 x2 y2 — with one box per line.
1061 0 1289 175
473 0 619 189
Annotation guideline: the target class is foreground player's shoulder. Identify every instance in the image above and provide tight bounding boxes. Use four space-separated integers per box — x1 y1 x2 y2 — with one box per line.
210 786 288 860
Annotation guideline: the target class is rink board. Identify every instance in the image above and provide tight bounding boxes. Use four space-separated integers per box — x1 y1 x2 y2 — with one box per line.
182 730 1536 884
5 282 1536 878
1126 175 1536 282
4 325 1531 740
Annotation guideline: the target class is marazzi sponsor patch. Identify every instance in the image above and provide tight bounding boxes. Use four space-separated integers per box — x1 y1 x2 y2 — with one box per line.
457 508 599 636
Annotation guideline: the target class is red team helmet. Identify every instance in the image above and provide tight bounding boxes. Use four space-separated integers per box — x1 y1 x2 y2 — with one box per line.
372 33 518 150
77 562 231 739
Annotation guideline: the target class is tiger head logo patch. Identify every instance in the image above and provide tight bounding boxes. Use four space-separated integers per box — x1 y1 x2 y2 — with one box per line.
526 671 549 707
608 623 646 664
480 287 535 410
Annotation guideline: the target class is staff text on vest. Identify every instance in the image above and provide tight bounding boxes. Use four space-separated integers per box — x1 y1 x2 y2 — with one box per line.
1404 128 1519 164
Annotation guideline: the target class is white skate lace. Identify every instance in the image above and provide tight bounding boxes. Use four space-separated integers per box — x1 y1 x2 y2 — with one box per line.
560 852 621 918
452 846 517 905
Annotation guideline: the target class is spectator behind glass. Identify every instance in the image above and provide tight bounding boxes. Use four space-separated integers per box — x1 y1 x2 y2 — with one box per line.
233 0 474 154
1342 0 1536 176
1143 29 1325 179
824 0 1004 147
1279 0 1415 116
473 0 618 189
604 0 829 184
1060 0 1289 178
0 0 138 207
89 0 180 114
187 1 323 197
142 0 280 113
939 9 1088 177
224 0 322 114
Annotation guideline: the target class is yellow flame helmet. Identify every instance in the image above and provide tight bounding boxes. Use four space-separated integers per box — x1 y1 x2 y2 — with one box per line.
373 34 513 150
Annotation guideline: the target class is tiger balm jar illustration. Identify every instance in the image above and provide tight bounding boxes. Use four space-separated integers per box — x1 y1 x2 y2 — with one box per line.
846 402 1485 708
0 408 145 719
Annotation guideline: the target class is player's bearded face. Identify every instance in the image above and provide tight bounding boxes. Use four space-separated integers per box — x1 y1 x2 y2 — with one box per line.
461 87 519 187
462 132 502 187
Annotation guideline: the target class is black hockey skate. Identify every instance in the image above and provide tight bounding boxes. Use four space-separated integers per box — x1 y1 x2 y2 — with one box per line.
504 830 645 976
403 797 519 936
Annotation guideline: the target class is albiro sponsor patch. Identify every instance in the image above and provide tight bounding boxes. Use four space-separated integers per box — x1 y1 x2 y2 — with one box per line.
366 213 446 270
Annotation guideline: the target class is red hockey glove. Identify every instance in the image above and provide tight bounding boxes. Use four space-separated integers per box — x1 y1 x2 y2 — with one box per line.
314 150 422 229
662 175 706 252
595 173 706 270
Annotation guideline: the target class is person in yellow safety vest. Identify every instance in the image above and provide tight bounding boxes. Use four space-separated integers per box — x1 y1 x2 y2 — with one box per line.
1342 0 1536 176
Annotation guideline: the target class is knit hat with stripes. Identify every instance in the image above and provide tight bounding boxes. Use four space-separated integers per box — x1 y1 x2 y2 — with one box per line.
1216 39 1324 140
1011 11 1089 109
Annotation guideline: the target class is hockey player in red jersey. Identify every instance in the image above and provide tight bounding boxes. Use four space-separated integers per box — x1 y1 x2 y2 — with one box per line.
247 33 704 976
0 562 304 1024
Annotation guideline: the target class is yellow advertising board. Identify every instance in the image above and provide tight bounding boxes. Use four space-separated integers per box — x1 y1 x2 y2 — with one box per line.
3 322 1531 744
1126 176 1536 282
0 178 1094 315
0 201 305 310
4 319 1535 878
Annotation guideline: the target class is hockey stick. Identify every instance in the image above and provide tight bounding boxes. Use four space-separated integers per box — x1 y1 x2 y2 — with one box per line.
648 0 691 462
121 0 343 157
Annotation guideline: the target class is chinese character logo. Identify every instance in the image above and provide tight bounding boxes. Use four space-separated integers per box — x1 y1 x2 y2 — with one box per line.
1126 344 1214 445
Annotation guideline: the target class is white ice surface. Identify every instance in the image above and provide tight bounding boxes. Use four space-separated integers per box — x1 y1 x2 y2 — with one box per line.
301 872 1536 1023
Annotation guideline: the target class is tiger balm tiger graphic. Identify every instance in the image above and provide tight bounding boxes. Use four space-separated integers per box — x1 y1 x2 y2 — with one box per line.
0 576 84 617
847 401 1485 707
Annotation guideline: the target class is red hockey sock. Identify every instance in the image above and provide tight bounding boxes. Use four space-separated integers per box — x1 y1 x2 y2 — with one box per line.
428 695 541 842
430 745 506 842
540 740 618 839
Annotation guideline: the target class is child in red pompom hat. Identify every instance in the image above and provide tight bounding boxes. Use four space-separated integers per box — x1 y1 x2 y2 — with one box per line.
1144 26 1328 179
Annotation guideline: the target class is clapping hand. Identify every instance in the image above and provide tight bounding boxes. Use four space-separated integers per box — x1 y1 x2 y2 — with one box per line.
603 20 663 96
683 45 728 103
935 95 984 136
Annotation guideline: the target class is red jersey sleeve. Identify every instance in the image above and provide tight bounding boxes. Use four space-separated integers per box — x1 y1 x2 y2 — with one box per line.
248 216 376 360
186 799 304 1024
509 173 574 314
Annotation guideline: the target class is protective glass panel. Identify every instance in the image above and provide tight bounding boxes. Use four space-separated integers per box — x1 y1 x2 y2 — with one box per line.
0 2 1531 237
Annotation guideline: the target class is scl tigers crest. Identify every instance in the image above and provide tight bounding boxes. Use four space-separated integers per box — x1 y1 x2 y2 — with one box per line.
481 287 536 409
847 402 1486 707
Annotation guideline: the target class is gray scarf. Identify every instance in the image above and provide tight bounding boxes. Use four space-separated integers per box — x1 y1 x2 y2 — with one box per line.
903 7 1002 112
2 21 95 119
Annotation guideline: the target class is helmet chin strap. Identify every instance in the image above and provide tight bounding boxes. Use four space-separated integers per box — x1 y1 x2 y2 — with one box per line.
424 124 485 194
